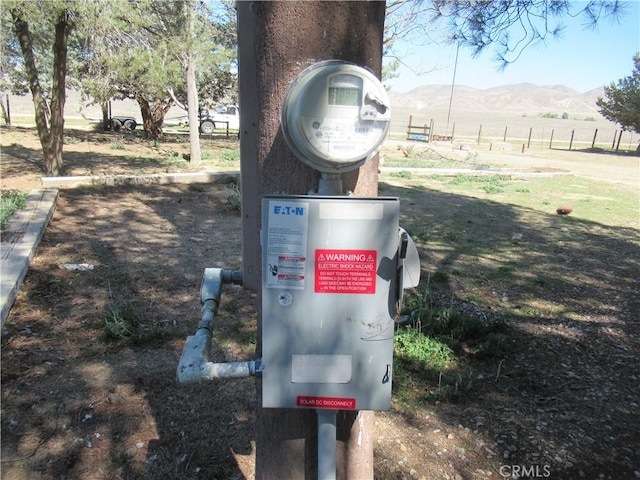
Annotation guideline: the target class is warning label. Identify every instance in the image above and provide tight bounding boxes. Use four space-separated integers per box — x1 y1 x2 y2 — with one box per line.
315 249 377 294
296 396 356 410
267 255 306 289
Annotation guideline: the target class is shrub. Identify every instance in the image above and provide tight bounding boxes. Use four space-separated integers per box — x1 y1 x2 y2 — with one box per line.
396 144 415 158
0 190 28 228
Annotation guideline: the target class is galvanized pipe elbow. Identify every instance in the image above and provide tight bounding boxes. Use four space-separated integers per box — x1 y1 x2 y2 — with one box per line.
177 267 250 384
176 330 213 384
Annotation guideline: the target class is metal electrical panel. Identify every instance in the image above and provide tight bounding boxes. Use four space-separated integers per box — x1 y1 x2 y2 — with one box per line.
261 195 400 411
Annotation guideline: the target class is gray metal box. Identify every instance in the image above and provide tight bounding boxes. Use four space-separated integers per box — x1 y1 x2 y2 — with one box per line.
261 195 400 411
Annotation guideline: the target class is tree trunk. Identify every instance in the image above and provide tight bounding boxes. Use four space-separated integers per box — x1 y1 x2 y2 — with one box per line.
12 9 70 176
238 2 386 478
102 102 110 131
184 0 201 164
137 95 173 140
48 10 71 176
1 95 10 126
12 11 51 172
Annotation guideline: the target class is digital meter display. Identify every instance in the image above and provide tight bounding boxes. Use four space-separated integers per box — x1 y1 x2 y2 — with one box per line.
328 87 360 106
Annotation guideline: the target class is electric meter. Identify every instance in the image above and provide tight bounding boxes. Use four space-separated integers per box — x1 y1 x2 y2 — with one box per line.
281 60 391 173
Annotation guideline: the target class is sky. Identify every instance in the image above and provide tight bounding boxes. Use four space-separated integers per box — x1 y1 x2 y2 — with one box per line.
387 1 640 94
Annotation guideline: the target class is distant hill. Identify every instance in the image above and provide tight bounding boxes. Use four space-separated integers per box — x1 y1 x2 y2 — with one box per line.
389 83 605 114
7 84 606 122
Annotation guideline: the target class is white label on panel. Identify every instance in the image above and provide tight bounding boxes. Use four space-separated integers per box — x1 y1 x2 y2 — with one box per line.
266 200 309 290
319 202 383 220
291 354 352 383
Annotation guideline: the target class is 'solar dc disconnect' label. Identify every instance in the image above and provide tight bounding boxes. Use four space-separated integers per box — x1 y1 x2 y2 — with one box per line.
296 396 356 410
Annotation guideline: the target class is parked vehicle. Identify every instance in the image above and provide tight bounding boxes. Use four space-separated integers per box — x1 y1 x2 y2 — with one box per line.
174 105 239 135
110 116 137 131
199 105 239 134
176 111 212 130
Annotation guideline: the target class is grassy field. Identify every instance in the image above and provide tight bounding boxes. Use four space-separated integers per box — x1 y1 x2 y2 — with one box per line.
383 171 638 229
389 104 640 152
375 148 638 406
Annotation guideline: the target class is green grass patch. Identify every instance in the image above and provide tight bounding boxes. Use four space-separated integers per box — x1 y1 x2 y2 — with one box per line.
401 287 510 358
102 306 139 341
64 135 83 145
448 174 509 194
101 304 173 345
217 150 240 166
393 284 511 404
386 168 638 230
394 326 455 371
393 325 457 405
390 170 413 179
522 307 541 317
526 176 638 227
188 184 206 193
412 229 432 244
0 190 28 228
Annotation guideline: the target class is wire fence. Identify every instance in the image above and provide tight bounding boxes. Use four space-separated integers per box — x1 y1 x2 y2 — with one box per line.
391 116 639 153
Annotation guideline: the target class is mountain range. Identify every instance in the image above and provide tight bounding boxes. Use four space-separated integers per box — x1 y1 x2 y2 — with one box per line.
6 84 606 120
389 83 605 114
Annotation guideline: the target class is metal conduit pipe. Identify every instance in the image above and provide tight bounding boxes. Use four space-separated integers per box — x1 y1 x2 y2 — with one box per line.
177 268 258 384
317 409 338 480
201 359 262 379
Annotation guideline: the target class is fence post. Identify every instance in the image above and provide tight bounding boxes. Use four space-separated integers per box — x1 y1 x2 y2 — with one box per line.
569 129 575 150
591 129 598 149
549 129 554 149
527 127 532 148
477 125 482 145
406 115 413 140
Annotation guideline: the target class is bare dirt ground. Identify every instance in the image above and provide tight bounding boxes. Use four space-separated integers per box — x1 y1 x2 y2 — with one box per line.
1 127 639 479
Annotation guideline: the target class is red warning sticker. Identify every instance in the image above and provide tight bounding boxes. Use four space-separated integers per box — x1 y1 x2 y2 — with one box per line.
315 249 377 294
297 396 357 410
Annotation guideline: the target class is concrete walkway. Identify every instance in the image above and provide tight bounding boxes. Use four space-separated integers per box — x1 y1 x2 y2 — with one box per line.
41 171 240 188
1 189 58 328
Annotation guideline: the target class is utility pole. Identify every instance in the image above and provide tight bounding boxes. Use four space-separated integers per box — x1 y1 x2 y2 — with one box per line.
237 2 386 478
